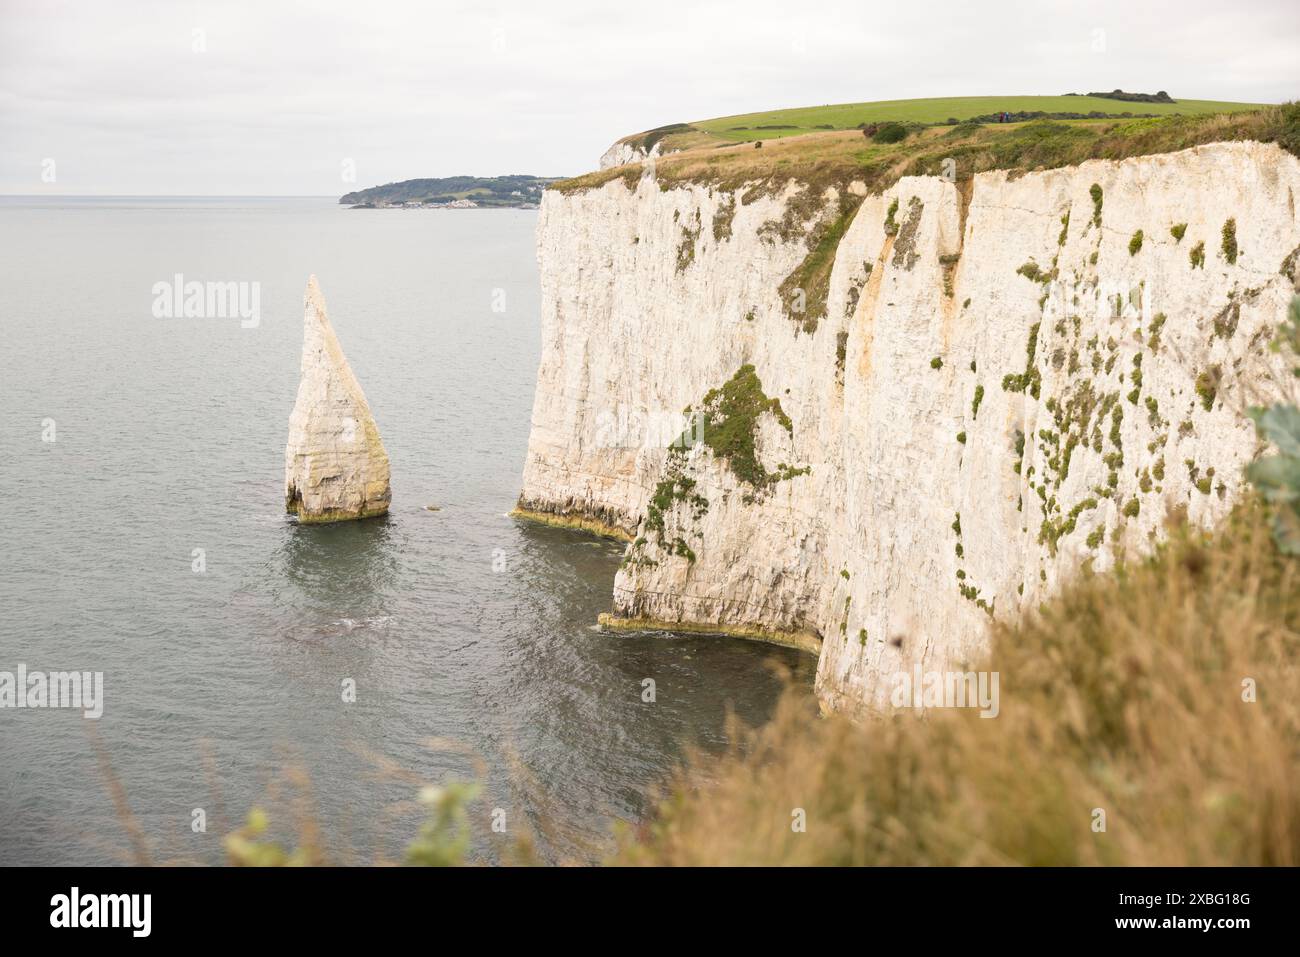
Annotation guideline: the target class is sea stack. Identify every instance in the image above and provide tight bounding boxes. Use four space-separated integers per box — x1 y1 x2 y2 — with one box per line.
284 276 391 523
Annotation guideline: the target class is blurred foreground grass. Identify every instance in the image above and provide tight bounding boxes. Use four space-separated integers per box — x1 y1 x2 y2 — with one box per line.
618 500 1299 865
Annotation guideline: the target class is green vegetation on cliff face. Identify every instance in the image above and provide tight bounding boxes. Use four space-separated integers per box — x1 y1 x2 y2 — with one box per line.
615 296 1300 866
778 192 863 334
340 175 556 207
620 363 810 573
683 364 807 489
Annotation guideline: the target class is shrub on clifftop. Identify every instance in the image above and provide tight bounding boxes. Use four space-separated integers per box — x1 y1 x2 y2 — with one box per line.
871 121 909 144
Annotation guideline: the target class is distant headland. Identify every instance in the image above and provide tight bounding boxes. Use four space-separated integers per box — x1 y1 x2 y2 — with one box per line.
340 175 560 209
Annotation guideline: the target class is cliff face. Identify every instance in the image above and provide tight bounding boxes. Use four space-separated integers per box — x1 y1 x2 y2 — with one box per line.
520 141 1300 713
285 276 391 523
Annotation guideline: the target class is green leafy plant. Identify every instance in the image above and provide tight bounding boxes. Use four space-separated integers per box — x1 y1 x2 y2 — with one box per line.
872 122 909 144
1017 261 1048 283
1148 312 1167 351
691 364 797 488
1221 217 1238 264
883 196 900 235
223 808 321 867
1195 368 1219 411
1272 295 1300 367
1245 296 1300 553
1248 405 1300 552
406 781 481 867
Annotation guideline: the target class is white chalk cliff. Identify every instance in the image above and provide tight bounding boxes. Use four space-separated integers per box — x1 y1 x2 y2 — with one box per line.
518 141 1300 713
599 139 665 170
285 276 391 523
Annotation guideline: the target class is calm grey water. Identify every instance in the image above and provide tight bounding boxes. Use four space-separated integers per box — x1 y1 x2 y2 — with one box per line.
0 196 812 865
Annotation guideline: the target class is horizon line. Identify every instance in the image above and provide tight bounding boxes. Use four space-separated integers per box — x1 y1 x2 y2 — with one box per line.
0 193 343 198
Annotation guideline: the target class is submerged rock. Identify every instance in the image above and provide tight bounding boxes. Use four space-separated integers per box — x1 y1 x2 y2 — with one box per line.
284 276 391 523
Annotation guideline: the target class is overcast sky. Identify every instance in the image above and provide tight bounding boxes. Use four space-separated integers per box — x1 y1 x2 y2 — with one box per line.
1 0 1296 195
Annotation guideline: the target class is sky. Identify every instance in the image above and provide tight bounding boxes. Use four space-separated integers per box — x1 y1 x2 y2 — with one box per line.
1 0 1297 195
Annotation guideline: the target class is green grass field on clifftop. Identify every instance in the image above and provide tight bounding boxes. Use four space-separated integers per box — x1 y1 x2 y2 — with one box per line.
691 94 1267 142
611 94 1270 158
563 101 1297 199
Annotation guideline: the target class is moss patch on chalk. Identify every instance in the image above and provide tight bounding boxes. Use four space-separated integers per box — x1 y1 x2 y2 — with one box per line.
687 364 804 489
597 612 822 655
510 506 634 542
777 190 865 334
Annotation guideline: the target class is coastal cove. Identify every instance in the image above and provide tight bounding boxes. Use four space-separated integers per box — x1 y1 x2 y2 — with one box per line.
0 196 812 865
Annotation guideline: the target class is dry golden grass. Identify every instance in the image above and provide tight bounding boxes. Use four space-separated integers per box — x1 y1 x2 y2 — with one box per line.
617 502 1300 866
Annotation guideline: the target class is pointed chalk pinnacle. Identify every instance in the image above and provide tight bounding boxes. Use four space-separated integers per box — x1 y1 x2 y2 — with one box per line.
284 275 391 523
